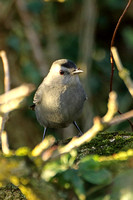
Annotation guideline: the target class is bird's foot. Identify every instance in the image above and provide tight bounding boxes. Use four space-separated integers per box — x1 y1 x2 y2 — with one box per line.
42 127 47 141
73 121 83 137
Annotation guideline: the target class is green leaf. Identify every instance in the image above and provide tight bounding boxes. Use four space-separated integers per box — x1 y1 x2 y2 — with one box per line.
63 169 86 200
81 169 112 185
41 160 67 181
79 156 100 171
42 151 77 181
79 156 112 185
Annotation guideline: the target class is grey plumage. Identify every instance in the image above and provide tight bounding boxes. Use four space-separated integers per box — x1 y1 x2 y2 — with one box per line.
33 59 86 138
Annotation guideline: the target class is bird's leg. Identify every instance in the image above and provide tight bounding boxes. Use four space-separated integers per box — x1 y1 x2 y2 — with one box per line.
42 127 47 140
73 121 83 136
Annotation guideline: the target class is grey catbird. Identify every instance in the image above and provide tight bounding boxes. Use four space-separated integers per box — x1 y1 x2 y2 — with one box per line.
31 59 87 139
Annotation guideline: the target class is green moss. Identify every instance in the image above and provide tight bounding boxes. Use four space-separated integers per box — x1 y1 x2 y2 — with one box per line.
77 131 133 161
0 183 26 200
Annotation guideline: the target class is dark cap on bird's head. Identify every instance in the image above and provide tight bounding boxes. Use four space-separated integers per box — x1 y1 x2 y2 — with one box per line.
53 59 77 69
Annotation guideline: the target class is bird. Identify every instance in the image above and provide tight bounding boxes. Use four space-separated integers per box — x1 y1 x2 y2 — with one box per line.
31 59 87 140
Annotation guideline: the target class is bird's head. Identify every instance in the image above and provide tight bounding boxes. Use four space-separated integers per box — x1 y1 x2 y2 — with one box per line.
48 59 83 85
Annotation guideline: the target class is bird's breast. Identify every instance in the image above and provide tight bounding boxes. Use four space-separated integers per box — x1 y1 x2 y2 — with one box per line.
36 84 86 128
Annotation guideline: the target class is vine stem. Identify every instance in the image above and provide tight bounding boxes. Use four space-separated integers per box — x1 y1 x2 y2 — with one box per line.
110 0 132 92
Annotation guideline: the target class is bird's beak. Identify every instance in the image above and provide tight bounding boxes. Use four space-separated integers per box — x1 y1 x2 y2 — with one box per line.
72 69 83 75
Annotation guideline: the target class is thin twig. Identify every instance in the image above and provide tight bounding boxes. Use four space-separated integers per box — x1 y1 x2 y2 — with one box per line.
109 0 133 130
118 110 133 131
111 46 133 130
111 0 132 48
1 131 9 154
0 51 10 92
111 47 133 97
0 51 10 153
32 136 55 157
110 0 132 92
0 51 10 133
0 83 35 105
0 83 35 114
109 110 133 126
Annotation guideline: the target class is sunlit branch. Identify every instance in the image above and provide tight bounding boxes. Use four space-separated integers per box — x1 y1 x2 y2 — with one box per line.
0 83 35 115
110 0 132 92
0 50 10 153
109 110 133 126
111 47 133 97
0 51 35 154
1 131 9 154
32 136 55 157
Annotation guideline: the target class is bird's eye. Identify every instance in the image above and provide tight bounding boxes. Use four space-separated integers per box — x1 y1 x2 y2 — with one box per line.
59 70 64 75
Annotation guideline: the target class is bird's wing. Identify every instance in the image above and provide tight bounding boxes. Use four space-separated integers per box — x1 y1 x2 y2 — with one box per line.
33 84 43 105
81 85 88 101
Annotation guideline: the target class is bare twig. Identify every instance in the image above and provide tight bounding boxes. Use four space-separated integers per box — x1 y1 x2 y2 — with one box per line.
109 0 133 129
110 0 132 92
111 47 133 97
111 0 132 48
0 83 35 105
0 51 10 92
0 83 35 114
109 110 133 125
1 131 9 154
0 50 10 153
32 136 55 157
0 51 35 153
118 110 133 131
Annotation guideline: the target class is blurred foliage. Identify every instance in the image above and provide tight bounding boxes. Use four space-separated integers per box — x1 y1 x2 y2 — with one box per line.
1 132 133 199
